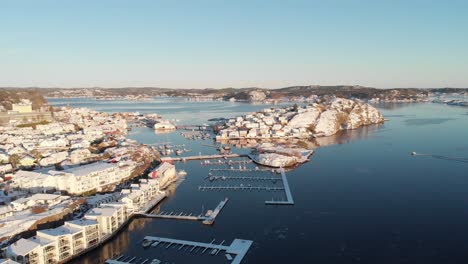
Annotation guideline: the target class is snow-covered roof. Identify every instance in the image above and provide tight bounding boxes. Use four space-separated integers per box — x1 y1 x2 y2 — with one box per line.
86 206 119 217
29 193 61 201
29 236 54 246
63 162 115 176
38 225 81 237
66 218 98 227
7 238 40 256
0 206 13 214
0 258 21 264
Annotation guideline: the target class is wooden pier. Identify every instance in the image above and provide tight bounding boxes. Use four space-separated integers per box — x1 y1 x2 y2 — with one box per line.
136 198 228 225
161 154 247 162
143 236 253 264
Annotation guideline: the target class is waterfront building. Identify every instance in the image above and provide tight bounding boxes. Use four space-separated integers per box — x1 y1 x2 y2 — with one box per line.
148 162 176 189
5 238 43 264
84 203 127 237
64 219 101 248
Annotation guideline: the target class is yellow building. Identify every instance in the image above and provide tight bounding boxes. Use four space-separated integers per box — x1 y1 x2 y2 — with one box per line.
12 102 32 113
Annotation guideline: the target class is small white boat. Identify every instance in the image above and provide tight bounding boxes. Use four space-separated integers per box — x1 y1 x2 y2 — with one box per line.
142 239 152 248
178 170 187 176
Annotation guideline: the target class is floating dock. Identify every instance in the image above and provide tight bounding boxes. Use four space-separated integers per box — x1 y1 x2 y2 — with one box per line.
105 255 158 264
199 186 284 191
209 168 262 172
143 236 253 264
208 176 282 181
136 198 228 225
161 154 247 162
265 168 294 205
201 168 294 205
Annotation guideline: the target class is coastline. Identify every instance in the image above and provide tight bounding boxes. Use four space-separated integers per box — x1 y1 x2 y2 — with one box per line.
60 192 167 263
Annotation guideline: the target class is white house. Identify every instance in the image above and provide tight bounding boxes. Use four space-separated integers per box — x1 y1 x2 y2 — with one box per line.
148 162 176 189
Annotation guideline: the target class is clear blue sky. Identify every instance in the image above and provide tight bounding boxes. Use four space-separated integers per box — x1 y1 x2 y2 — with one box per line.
1 0 467 88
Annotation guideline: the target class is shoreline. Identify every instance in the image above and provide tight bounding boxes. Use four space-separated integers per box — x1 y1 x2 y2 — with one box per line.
61 192 167 263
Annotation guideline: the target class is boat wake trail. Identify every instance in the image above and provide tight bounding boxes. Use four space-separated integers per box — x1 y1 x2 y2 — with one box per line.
411 152 468 163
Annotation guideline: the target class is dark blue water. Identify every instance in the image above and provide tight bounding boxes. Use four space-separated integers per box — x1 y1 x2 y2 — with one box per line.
53 98 468 264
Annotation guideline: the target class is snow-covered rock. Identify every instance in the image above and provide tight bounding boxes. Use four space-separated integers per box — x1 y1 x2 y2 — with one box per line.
284 108 321 129
250 144 314 167
252 153 298 167
248 91 267 102
313 109 341 136
217 97 384 139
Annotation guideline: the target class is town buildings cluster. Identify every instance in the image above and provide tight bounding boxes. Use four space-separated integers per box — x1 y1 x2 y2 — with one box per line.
0 104 179 264
3 162 176 264
216 105 313 141
0 107 129 174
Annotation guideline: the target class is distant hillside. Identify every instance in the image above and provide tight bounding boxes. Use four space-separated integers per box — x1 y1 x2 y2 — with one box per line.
2 86 467 104
0 88 48 111
34 86 434 100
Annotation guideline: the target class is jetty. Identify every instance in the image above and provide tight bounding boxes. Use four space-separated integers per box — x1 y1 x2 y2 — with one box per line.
106 255 159 264
208 176 282 181
265 168 294 205
199 186 284 191
162 154 247 162
142 236 253 264
136 198 228 225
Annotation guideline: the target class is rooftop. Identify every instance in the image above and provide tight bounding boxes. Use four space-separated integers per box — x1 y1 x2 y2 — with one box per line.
29 236 54 246
62 162 115 177
38 225 82 237
66 218 99 227
7 238 40 256
86 207 119 217
29 193 61 201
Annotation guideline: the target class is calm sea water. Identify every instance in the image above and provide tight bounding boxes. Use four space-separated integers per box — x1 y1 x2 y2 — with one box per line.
49 98 468 264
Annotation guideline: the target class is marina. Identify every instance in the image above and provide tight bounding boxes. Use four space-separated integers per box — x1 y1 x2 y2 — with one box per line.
142 236 253 264
51 99 468 264
201 168 295 205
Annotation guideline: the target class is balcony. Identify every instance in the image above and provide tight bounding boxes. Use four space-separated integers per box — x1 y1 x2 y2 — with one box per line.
59 252 71 261
45 246 55 253
59 246 71 253
73 233 84 239
74 246 84 253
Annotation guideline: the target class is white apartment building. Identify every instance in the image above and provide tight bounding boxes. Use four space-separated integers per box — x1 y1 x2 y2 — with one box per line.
6 219 101 264
84 203 127 237
12 162 134 195
64 219 100 248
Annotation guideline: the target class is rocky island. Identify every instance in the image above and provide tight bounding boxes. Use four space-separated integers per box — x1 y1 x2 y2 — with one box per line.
216 98 384 140
215 98 384 167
